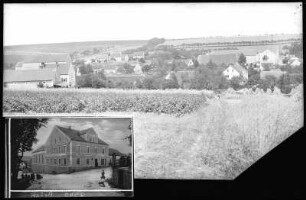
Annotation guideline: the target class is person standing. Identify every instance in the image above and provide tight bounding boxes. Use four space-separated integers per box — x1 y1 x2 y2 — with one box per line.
100 169 105 187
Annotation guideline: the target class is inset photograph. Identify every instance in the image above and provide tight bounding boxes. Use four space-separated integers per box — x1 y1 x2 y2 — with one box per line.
7 117 133 198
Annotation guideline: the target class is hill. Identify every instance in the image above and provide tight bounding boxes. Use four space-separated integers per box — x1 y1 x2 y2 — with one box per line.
4 40 147 54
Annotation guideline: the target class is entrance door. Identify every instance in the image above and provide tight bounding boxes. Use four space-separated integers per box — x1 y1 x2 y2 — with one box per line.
95 159 98 167
101 159 104 166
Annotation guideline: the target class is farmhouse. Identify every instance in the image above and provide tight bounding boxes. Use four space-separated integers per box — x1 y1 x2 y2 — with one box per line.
255 49 280 65
133 63 143 74
4 69 57 89
223 63 248 80
31 126 109 174
4 53 76 88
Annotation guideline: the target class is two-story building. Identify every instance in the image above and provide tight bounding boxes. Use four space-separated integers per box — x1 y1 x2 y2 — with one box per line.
31 125 109 174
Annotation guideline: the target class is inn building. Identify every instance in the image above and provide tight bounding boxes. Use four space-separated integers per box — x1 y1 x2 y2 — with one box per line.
32 125 109 174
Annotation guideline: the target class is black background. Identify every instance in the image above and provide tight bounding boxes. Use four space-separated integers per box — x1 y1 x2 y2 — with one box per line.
1 1 305 199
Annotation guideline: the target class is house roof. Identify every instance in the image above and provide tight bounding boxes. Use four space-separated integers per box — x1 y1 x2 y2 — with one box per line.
4 69 56 83
32 145 46 153
109 148 124 156
55 126 108 145
260 70 286 80
197 55 210 65
132 51 144 56
197 53 237 65
230 63 248 74
4 53 70 64
45 63 70 75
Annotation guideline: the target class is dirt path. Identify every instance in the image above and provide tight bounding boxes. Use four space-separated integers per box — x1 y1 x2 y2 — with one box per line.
26 167 119 190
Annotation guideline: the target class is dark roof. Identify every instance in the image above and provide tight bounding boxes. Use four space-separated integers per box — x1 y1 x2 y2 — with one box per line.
44 63 70 75
260 70 286 80
55 126 108 145
109 148 124 156
4 53 70 64
32 145 46 153
230 63 248 74
197 53 238 65
4 69 56 83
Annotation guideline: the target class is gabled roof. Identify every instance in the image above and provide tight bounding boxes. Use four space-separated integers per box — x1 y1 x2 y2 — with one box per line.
109 148 124 156
197 55 210 65
229 63 248 74
32 145 46 153
260 70 285 80
44 63 70 75
4 53 70 64
55 126 108 145
4 69 56 83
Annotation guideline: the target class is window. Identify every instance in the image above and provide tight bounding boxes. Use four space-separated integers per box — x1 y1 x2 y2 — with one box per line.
59 159 61 165
54 159 57 165
55 138 56 144
101 159 104 165
87 146 90 153
64 158 66 166
102 148 105 155
76 158 80 165
63 145 66 153
59 146 61 153
86 159 89 165
76 146 80 153
42 155 44 164
94 147 97 153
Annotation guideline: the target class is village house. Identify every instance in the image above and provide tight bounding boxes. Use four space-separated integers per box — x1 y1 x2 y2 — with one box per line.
4 53 76 88
131 51 145 60
255 49 280 70
223 63 248 80
4 69 57 89
110 52 122 62
96 53 110 63
31 125 109 174
184 59 194 67
122 54 130 62
289 56 302 67
133 63 143 75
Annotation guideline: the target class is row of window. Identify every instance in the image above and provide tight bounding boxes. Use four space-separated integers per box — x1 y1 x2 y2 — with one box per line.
76 158 105 165
75 145 105 155
46 158 67 166
33 154 44 164
46 145 67 154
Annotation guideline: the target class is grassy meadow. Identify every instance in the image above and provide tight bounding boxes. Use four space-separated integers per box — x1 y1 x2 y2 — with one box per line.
133 85 303 179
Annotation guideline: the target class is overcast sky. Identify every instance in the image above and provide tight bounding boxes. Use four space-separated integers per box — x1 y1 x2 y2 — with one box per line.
4 3 302 46
24 118 132 156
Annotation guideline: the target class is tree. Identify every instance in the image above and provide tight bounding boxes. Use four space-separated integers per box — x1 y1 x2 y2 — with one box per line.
238 53 247 67
117 63 135 74
230 76 245 90
139 58 145 63
142 64 152 73
143 77 157 89
11 118 48 187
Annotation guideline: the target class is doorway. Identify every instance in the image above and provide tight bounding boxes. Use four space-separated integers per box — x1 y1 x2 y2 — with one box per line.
95 159 98 167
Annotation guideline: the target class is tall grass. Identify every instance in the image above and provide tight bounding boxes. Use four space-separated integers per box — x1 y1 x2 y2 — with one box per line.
134 85 303 179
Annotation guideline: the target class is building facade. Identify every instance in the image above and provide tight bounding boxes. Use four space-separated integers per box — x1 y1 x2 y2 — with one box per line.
32 126 109 174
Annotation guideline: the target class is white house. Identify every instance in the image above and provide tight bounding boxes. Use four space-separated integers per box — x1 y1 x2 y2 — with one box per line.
4 53 76 88
289 56 301 67
255 49 279 64
133 63 143 74
223 63 248 80
185 59 194 67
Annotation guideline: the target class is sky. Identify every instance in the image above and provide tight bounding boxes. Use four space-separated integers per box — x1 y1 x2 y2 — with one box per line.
4 3 302 46
23 118 132 156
